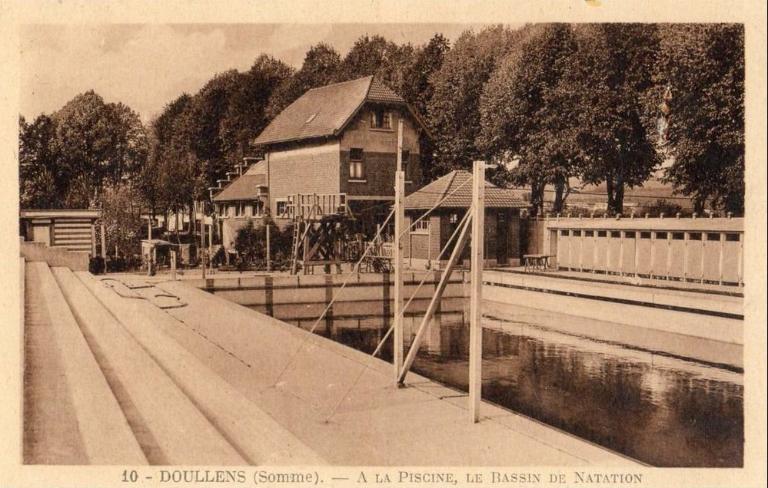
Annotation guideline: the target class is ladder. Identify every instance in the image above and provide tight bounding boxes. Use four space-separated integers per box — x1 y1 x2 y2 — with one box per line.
290 218 303 274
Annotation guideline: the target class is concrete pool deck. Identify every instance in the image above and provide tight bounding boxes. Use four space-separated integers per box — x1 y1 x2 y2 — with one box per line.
146 277 640 465
24 261 637 465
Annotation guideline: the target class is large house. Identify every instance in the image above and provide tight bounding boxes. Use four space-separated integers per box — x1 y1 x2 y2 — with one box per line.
214 76 429 247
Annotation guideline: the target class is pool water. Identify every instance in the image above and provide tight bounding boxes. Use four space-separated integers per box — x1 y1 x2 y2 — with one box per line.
250 299 743 467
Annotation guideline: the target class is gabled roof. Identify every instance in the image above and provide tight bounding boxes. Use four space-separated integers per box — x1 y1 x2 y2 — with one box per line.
254 76 424 147
405 170 527 210
212 174 267 202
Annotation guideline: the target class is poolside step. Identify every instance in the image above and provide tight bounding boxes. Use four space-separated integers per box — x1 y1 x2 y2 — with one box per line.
78 271 325 465
51 267 245 465
23 262 146 465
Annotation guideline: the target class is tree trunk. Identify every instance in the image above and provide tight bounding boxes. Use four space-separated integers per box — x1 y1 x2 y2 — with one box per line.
693 196 705 216
188 200 195 236
606 177 615 216
553 174 566 214
613 172 625 216
529 180 545 217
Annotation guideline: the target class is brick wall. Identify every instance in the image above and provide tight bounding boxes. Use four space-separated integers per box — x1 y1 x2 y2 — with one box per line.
340 150 421 196
266 141 341 219
404 209 522 268
340 105 423 197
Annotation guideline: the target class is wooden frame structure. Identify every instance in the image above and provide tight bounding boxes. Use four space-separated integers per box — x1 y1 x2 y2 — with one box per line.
289 193 354 275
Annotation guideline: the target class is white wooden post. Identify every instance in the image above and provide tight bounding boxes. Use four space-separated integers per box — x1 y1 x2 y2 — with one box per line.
700 233 707 283
579 230 584 272
718 232 725 285
682 232 689 282
619 231 625 276
399 215 472 384
738 233 744 286
606 232 612 274
666 232 672 279
592 230 598 273
634 231 640 277
469 160 485 423
393 119 405 383
650 231 656 279
567 230 572 270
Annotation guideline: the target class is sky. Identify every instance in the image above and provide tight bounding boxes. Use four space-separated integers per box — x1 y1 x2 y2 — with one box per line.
19 23 491 124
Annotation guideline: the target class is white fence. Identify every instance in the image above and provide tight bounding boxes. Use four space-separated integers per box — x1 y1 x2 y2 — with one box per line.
541 217 743 286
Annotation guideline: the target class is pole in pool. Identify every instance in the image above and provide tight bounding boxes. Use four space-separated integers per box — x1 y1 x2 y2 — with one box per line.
393 118 405 384
469 160 485 423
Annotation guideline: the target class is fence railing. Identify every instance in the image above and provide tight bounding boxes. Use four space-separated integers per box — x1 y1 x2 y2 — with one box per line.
287 193 348 220
533 217 744 286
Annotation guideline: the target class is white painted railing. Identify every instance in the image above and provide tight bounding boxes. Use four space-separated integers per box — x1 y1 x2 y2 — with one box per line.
544 217 744 286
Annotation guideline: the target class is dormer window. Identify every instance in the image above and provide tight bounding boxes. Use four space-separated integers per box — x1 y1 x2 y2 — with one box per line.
371 108 391 130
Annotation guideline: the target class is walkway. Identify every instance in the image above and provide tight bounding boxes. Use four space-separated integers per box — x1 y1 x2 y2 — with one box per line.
23 262 635 466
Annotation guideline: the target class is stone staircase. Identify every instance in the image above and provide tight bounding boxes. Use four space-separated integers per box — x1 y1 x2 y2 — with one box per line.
22 261 322 465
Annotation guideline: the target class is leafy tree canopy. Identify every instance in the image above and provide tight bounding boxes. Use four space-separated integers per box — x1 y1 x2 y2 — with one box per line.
655 24 744 214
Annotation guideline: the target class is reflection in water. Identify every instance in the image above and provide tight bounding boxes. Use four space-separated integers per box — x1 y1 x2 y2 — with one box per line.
249 299 743 467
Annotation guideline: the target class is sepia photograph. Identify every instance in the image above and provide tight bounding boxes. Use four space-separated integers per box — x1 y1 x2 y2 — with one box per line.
1 1 765 487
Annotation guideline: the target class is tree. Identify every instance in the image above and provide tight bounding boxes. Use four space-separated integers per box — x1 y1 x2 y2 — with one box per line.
143 93 193 223
427 26 527 175
339 35 413 86
266 43 341 119
234 219 266 265
53 90 148 207
108 102 148 185
561 24 662 215
478 24 579 215
101 183 144 257
400 34 451 181
19 114 63 208
654 24 744 215
221 55 293 166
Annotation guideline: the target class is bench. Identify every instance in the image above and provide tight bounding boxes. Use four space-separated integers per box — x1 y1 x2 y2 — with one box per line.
523 254 555 272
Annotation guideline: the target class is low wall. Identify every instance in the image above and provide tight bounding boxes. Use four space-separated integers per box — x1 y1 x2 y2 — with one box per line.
483 270 743 368
190 271 469 309
526 217 744 286
20 241 90 271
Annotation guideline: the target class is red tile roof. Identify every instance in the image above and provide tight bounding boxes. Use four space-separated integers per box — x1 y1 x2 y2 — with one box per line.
253 76 408 146
405 170 526 210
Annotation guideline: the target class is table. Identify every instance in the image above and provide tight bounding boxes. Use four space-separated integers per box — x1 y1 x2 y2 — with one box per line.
523 254 555 272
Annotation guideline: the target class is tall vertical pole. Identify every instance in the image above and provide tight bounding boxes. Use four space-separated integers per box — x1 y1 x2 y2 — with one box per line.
266 220 272 273
393 119 405 384
201 203 207 280
170 250 177 281
100 220 107 273
469 160 485 423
